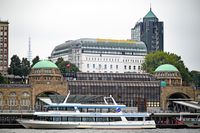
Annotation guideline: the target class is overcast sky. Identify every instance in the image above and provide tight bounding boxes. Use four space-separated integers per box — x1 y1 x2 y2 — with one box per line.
0 0 200 71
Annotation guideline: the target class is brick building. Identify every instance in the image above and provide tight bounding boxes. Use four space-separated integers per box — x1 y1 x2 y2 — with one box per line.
0 20 9 75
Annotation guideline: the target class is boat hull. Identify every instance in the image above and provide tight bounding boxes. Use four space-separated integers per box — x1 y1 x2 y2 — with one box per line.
17 119 156 129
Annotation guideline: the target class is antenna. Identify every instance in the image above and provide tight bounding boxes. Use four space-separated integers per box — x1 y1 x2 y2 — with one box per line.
28 37 32 62
150 3 152 11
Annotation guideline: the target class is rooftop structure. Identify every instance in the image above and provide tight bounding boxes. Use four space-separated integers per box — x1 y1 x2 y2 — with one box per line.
29 60 62 84
32 60 58 69
131 8 163 53
143 8 157 19
154 64 182 86
155 64 179 72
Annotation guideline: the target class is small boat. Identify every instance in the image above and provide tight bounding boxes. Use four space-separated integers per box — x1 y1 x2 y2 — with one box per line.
17 93 156 129
182 116 200 128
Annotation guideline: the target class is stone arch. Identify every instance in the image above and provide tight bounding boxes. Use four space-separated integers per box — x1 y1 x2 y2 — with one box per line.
167 92 190 110
35 91 61 111
160 86 195 110
167 92 190 99
36 91 60 97
32 83 68 109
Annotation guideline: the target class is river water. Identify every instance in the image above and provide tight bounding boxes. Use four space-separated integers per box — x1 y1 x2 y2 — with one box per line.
0 129 200 133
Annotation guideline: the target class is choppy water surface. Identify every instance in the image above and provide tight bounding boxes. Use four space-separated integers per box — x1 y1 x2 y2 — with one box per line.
0 129 200 133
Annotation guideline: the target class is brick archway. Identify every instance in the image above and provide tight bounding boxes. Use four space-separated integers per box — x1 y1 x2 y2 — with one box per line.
36 91 60 97
160 86 195 110
167 92 190 99
31 83 68 109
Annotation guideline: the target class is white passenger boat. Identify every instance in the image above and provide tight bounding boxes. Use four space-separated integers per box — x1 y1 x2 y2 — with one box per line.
17 93 156 129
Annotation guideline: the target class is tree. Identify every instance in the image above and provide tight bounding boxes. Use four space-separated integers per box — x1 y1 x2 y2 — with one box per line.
21 58 31 77
7 55 21 76
7 55 31 79
31 56 40 67
55 57 79 73
142 51 191 85
0 73 9 84
190 71 200 89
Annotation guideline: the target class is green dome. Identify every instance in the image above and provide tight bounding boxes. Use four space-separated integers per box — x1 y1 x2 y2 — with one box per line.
155 64 179 72
32 60 58 69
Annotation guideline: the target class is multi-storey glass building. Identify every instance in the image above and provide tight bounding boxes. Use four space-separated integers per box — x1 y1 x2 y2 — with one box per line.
131 8 163 53
0 20 9 75
50 38 147 73
67 72 160 108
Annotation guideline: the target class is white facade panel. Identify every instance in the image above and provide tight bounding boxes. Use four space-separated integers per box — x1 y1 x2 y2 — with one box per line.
81 53 144 73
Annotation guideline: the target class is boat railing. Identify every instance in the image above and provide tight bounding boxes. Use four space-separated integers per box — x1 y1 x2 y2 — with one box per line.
0 110 34 113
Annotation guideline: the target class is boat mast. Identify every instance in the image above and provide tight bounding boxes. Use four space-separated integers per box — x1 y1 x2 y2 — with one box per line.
63 90 70 103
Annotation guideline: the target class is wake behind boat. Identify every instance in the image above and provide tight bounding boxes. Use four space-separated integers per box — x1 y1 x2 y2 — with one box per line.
17 92 156 129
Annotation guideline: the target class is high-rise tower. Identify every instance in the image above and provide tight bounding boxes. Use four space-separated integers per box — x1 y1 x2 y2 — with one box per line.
0 20 9 75
131 8 163 53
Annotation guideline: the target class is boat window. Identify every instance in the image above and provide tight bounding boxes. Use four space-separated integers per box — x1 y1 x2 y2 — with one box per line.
53 117 61 121
126 117 139 121
47 107 74 111
68 117 81 122
109 117 121 122
96 117 109 122
82 117 95 122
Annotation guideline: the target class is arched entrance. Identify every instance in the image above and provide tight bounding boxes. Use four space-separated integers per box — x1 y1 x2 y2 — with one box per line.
35 91 60 111
168 92 190 99
167 92 190 111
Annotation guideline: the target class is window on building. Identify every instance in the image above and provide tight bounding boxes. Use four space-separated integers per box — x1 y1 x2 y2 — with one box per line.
116 65 118 69
138 66 141 70
9 92 17 106
10 92 16 96
87 64 89 68
124 65 126 70
93 64 95 69
110 65 112 69
133 66 136 70
22 92 30 97
129 66 131 70
21 99 30 106
104 64 107 69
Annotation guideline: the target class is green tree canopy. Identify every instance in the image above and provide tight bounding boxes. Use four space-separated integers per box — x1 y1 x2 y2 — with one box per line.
0 73 9 84
31 56 40 67
142 51 191 85
7 55 31 77
21 58 31 77
55 57 79 73
7 55 21 76
190 71 200 88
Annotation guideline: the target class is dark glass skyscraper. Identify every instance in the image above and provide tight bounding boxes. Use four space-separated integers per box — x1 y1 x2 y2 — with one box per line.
131 8 163 53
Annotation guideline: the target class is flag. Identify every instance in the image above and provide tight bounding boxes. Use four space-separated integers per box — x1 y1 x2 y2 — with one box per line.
66 63 71 68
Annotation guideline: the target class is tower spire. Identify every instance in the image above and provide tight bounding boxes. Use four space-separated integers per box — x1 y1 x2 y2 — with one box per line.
28 36 32 62
150 3 152 11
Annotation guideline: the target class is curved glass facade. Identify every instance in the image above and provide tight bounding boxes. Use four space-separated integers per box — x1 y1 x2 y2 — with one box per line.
51 38 147 57
50 38 147 73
